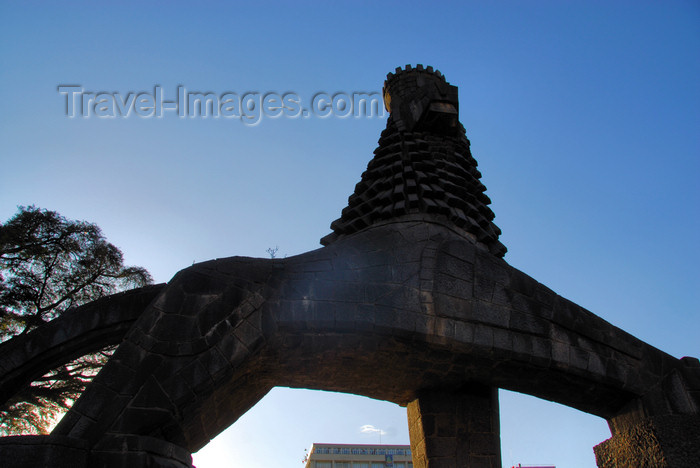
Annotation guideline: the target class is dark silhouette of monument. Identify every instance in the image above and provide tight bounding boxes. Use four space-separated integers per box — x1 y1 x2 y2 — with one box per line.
1 65 698 467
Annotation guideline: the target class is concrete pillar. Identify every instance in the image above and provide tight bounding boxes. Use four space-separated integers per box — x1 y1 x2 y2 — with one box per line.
407 384 501 468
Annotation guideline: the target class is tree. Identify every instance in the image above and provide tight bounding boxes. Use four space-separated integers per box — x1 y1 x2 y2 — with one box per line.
0 206 152 434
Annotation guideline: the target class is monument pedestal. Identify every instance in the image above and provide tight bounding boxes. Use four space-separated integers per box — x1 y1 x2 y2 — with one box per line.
594 414 700 467
407 384 501 468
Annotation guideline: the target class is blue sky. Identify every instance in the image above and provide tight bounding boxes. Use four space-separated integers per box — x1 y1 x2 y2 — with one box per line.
1 1 698 467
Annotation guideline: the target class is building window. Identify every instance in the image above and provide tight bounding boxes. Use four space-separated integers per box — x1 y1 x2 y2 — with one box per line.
352 463 369 468
315 462 331 468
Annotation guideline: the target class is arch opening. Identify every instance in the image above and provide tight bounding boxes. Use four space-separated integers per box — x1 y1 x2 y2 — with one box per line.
499 389 610 468
190 386 612 468
192 387 411 468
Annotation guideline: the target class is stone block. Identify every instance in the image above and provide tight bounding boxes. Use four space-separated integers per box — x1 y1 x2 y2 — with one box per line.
551 340 570 366
434 272 473 301
472 324 493 348
392 260 422 283
471 302 511 328
198 348 231 382
510 335 533 363
587 353 607 376
509 311 548 336
431 317 457 342
91 435 192 468
364 282 398 303
0 436 88 468
161 375 197 408
570 346 591 371
232 319 263 350
492 327 513 352
425 437 457 457
178 359 213 396
373 304 399 330
111 406 176 436
436 254 474 285
507 268 537 297
376 286 423 313
466 455 494 468
434 293 472 321
300 258 333 273
509 291 544 317
438 239 476 265
474 255 509 285
453 320 475 345
96 360 137 393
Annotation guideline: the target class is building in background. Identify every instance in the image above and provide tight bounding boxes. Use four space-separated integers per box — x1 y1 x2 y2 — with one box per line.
510 465 556 468
510 463 557 468
304 443 413 468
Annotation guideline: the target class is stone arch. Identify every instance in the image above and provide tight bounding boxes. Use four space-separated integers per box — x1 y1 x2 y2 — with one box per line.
0 284 164 409
45 218 698 466
2 65 698 467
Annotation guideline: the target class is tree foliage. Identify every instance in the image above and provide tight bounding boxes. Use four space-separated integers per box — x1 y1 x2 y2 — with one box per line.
0 206 152 434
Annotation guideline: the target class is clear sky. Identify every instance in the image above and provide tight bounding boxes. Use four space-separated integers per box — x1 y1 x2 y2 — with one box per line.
1 1 698 467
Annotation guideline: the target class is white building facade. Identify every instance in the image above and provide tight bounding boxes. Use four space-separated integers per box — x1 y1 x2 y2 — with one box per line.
304 443 414 468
